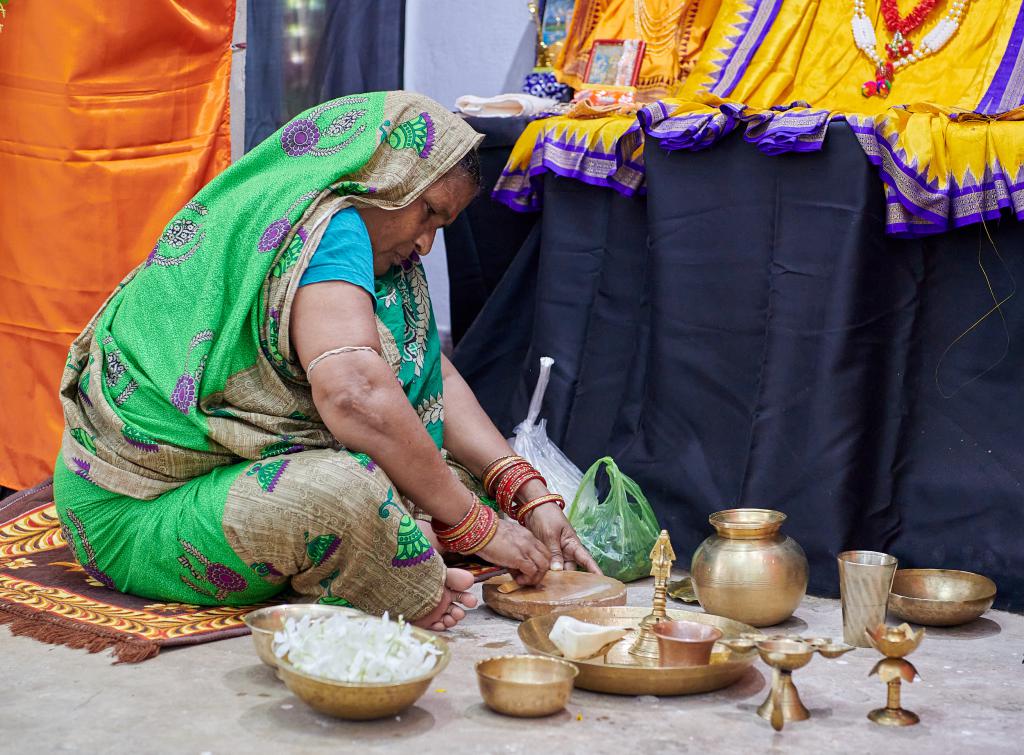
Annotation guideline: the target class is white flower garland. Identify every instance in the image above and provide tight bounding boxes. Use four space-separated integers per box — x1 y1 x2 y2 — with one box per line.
851 0 972 77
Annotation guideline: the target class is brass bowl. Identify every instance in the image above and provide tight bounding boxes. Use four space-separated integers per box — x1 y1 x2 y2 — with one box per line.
243 603 360 668
755 638 815 671
519 606 761 696
476 655 578 717
889 569 996 627
653 620 723 667
275 627 450 720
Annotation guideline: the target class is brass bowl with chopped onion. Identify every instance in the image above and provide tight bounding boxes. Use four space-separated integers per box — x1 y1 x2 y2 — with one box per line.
269 610 451 720
244 604 361 670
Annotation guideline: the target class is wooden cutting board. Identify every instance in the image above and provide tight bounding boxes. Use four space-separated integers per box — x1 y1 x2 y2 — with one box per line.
482 570 627 621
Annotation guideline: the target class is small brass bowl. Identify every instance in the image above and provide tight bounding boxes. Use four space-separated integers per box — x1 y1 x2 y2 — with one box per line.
275 628 450 720
889 569 997 627
476 655 578 717
653 620 723 667
755 639 815 672
243 604 361 668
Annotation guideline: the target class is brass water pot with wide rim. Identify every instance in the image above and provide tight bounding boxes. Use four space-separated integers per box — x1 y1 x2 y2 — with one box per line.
691 509 808 627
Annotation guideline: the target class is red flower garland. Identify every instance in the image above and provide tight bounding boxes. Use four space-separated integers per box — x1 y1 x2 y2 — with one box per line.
881 0 941 36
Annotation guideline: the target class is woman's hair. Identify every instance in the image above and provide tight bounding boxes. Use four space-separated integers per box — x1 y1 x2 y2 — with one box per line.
449 147 483 192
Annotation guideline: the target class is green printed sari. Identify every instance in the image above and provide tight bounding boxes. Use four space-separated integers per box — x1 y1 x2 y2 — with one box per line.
54 92 483 617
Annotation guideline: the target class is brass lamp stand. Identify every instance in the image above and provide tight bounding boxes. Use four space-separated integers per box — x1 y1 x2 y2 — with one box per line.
628 530 675 659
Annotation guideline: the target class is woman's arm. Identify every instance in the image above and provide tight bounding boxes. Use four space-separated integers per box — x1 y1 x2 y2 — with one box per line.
290 281 550 582
440 354 601 573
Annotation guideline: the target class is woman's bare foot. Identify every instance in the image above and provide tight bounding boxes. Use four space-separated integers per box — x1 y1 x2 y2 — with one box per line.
412 568 478 631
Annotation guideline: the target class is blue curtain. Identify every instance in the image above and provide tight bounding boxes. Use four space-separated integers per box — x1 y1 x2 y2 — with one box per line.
246 0 405 152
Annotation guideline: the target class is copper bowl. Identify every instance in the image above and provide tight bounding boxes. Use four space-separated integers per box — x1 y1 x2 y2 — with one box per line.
275 628 450 720
476 655 578 717
243 603 360 669
653 620 723 667
888 569 996 627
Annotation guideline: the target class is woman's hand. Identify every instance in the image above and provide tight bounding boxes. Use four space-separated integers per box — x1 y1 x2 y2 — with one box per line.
524 503 602 574
475 519 552 585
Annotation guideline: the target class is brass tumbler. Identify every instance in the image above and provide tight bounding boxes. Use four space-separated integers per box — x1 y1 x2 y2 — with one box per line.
837 550 897 647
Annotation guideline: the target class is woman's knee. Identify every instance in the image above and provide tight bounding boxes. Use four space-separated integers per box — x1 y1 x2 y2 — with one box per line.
230 449 393 524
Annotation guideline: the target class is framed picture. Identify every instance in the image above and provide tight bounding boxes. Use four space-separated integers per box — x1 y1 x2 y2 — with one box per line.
540 0 576 48
583 39 646 87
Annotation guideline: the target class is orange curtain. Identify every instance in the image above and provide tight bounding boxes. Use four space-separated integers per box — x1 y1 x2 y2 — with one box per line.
0 1 235 488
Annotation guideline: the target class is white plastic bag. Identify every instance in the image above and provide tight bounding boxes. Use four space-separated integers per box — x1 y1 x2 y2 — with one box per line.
509 357 584 504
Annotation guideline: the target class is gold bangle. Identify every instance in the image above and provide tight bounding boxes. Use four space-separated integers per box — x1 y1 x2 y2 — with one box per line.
462 513 499 555
431 495 479 539
482 456 521 488
516 494 564 525
482 454 519 477
482 456 526 496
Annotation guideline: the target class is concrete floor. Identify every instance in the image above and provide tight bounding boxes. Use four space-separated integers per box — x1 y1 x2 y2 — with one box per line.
2 574 1021 755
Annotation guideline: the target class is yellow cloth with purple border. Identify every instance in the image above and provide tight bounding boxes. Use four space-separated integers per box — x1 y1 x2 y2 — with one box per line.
492 114 645 211
498 0 1024 236
643 0 1024 236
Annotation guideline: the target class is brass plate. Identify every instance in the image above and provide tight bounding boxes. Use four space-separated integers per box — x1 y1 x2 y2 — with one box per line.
518 606 761 696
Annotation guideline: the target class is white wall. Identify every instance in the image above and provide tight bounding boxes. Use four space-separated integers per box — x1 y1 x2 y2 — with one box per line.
403 0 537 108
230 0 247 164
404 1 536 350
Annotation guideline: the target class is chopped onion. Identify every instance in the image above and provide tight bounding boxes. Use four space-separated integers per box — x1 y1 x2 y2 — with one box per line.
273 612 441 684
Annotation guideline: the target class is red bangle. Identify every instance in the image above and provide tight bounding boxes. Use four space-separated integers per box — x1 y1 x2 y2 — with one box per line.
483 457 525 497
495 465 532 514
486 460 529 500
432 501 477 539
482 455 522 495
461 507 498 555
443 504 497 554
515 494 565 525
438 507 483 551
504 470 546 517
495 464 546 517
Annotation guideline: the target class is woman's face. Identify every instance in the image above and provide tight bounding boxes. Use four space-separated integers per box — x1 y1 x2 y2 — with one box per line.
357 172 477 275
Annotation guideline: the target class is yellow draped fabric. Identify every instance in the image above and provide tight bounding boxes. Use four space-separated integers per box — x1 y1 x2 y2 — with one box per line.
499 0 725 208
0 0 234 488
642 0 1024 234
493 114 644 210
556 0 724 98
676 0 1020 112
500 0 1024 232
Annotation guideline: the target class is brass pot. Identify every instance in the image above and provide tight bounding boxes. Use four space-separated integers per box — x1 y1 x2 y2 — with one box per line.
690 509 808 627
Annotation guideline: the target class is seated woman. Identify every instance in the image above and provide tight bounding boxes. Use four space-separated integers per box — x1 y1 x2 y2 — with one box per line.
55 91 598 632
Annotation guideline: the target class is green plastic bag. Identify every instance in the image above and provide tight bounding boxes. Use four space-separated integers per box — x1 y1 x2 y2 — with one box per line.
567 457 660 582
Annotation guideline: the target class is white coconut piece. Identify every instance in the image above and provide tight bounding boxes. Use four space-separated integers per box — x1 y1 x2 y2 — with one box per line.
548 615 629 660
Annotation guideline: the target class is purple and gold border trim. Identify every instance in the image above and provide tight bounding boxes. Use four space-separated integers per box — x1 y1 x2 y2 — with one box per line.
639 100 831 155
847 115 1024 237
977 5 1024 115
498 98 1024 238
708 0 784 98
492 123 646 212
637 100 739 151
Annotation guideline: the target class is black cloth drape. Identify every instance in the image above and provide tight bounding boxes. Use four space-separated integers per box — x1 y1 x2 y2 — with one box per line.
245 0 405 152
445 116 537 345
455 122 1024 610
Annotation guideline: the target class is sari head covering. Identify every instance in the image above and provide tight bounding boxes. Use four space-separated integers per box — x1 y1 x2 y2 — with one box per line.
59 91 483 499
